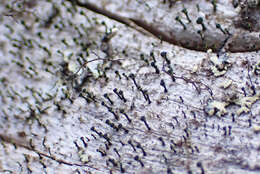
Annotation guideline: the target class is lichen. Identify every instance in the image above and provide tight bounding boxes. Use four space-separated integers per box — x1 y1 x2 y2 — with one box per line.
233 94 260 115
205 100 229 117
219 79 233 89
78 149 91 163
205 89 259 116
253 125 260 134
207 49 231 77
254 61 260 75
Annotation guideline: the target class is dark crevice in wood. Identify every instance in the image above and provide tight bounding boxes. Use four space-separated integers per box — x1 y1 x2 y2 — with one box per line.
67 0 260 53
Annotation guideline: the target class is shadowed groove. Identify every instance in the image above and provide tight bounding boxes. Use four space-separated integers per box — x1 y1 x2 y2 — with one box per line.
67 0 260 53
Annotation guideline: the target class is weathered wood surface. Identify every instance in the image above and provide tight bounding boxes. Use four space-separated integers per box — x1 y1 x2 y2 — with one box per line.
0 0 259 174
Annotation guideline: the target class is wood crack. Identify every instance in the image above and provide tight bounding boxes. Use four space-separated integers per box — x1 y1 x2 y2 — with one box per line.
67 0 260 53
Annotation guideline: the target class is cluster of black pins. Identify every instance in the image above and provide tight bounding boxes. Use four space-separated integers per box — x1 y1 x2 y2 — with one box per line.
80 137 88 148
140 53 149 65
170 140 177 154
158 137 165 146
103 133 112 146
118 123 129 133
197 162 205 174
108 158 117 167
103 93 113 105
129 73 151 104
90 126 103 137
90 127 112 145
113 88 127 103
175 16 187 30
79 91 96 103
106 119 119 131
140 89 151 104
101 101 119 120
181 8 191 23
122 73 129 80
96 148 106 156
151 62 160 74
105 119 128 133
73 141 80 151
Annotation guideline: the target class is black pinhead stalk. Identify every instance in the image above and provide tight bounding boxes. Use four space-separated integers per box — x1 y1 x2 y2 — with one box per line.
129 73 140 89
211 0 217 12
197 30 204 41
104 93 114 105
216 23 226 34
134 155 144 167
197 162 205 174
151 62 160 74
118 90 127 102
160 51 171 64
196 17 207 31
175 16 187 30
140 116 151 131
181 8 191 23
120 109 132 123
136 143 147 156
160 79 168 93
128 140 136 151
